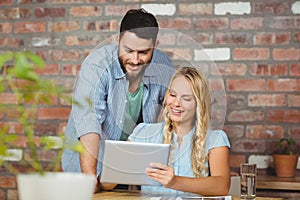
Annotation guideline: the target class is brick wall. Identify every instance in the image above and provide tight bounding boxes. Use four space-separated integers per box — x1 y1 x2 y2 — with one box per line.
0 1 300 199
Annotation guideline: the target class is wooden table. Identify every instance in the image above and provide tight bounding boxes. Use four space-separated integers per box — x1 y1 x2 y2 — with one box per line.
93 190 283 200
257 175 300 190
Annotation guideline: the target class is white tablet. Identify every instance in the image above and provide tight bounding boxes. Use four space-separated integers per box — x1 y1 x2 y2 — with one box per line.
100 140 170 186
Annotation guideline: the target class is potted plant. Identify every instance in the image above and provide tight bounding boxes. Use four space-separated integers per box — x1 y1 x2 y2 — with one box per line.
0 50 95 200
272 137 299 178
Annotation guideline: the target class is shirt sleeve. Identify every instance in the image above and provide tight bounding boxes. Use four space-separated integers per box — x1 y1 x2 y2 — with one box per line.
71 49 108 139
206 130 231 153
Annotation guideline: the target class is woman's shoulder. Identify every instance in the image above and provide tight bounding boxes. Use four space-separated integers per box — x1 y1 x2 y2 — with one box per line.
206 129 231 149
129 122 165 143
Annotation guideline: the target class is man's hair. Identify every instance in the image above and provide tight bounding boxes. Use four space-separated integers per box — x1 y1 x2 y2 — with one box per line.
120 8 159 44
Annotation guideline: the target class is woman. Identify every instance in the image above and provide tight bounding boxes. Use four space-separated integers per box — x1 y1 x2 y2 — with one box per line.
129 66 231 196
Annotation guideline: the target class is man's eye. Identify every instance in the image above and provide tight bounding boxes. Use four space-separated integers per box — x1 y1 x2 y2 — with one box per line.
139 51 148 55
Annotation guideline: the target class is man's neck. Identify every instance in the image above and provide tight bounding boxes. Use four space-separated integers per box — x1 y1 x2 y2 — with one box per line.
127 75 142 94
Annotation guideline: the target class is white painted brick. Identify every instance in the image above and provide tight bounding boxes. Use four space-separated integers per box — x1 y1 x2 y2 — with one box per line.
0 149 22 161
141 4 176 16
194 48 230 61
248 155 272 169
32 37 51 47
215 2 251 15
248 155 300 169
45 136 63 149
292 1 300 14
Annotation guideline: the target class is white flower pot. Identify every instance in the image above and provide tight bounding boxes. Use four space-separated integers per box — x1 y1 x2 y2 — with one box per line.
17 172 95 200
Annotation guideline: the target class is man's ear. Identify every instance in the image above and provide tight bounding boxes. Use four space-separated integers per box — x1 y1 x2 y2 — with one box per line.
154 40 159 48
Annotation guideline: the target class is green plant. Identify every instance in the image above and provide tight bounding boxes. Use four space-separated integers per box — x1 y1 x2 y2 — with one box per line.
275 137 298 155
0 50 83 175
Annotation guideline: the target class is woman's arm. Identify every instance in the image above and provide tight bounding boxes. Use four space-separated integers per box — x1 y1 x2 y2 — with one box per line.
145 146 230 196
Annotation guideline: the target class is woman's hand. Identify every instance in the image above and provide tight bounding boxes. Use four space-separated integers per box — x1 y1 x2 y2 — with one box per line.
145 162 176 188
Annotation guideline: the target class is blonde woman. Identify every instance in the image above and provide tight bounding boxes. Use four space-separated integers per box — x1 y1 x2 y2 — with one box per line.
128 66 231 196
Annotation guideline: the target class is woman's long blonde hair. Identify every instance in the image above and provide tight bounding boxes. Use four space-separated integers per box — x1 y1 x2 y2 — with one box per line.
162 66 211 177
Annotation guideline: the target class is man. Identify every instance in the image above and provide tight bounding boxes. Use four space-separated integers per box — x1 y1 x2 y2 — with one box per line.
61 8 174 191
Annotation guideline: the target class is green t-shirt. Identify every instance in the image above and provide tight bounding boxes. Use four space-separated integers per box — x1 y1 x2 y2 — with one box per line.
119 83 143 141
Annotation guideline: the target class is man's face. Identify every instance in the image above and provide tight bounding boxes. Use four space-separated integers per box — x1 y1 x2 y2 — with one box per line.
118 31 155 77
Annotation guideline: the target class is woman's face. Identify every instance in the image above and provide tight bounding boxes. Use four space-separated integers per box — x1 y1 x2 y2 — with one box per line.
165 76 196 126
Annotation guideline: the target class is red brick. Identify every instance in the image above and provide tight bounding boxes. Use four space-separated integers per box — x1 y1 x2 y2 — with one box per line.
0 8 31 19
223 125 244 138
231 139 266 153
48 21 80 32
193 18 228 30
59 122 67 135
252 2 289 14
178 3 212 15
187 32 213 45
11 135 27 148
227 79 265 91
215 32 248 45
83 20 118 32
38 107 71 119
34 122 58 136
213 63 247 76
246 125 284 139
24 149 58 162
294 32 300 43
35 7 65 18
231 18 263 30
209 79 224 91
105 5 139 16
0 23 12 33
70 6 102 17
65 35 101 46
49 50 80 61
59 93 72 106
159 18 191 30
0 189 4 200
270 17 300 29
14 22 45 33
249 63 288 76
0 177 16 188
228 110 264 122
35 64 60 75
163 48 192 60
248 94 286 107
62 64 81 76
0 0 13 5
273 48 300 60
51 0 83 3
0 93 18 104
7 190 18 200
254 32 290 45
267 79 300 92
226 94 247 107
289 126 300 139
290 64 300 76
229 154 246 168
0 38 23 48
288 94 300 107
233 48 269 60
0 122 24 134
268 110 300 123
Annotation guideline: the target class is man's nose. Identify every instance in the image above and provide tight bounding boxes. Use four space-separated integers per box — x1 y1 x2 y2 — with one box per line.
131 52 139 64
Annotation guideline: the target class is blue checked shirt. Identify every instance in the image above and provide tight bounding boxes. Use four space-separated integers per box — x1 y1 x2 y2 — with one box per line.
62 44 175 176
